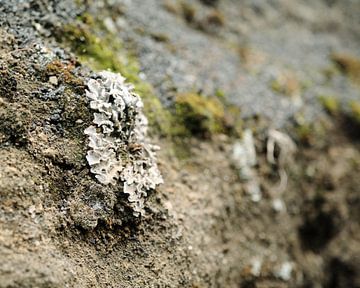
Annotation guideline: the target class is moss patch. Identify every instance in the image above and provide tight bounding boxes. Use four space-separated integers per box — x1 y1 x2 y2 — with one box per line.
155 91 242 158
318 95 340 115
173 92 224 137
171 92 241 138
349 101 360 123
55 13 241 146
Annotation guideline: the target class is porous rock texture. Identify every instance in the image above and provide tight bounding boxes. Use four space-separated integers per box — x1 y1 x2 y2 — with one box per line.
0 0 359 287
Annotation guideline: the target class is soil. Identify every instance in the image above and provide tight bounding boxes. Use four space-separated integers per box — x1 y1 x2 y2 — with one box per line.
0 0 359 287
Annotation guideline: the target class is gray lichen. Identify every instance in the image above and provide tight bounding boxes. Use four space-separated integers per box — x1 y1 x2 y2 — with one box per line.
84 71 163 216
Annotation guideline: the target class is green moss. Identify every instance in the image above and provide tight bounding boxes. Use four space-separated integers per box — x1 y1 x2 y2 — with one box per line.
60 24 129 74
349 101 360 123
318 95 340 115
56 19 172 135
173 92 224 137
215 89 225 100
294 120 328 147
295 122 313 145
151 91 242 159
171 92 241 138
271 79 282 94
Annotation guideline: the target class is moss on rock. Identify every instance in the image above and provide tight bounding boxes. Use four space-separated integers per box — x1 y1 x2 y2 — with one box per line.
172 92 241 138
173 92 225 137
55 14 241 142
349 101 360 123
318 95 340 115
56 19 172 136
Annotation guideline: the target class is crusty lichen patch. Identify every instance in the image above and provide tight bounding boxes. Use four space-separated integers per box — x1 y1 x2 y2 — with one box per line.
84 71 163 216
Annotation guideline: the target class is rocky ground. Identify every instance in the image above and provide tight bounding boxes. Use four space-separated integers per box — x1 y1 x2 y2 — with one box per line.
0 0 359 287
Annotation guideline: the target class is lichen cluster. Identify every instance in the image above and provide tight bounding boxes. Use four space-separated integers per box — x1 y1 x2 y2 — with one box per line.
84 71 163 216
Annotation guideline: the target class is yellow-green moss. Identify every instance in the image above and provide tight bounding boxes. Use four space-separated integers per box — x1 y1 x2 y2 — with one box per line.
59 23 127 73
318 95 340 115
172 92 241 138
173 92 224 137
295 122 313 145
215 89 225 100
349 101 360 123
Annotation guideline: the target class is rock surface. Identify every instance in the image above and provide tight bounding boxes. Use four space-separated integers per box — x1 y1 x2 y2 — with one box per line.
0 0 359 287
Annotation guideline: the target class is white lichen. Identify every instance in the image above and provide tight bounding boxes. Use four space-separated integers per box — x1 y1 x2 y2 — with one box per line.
84 71 163 216
232 129 262 202
250 257 263 277
274 261 293 281
232 129 257 180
